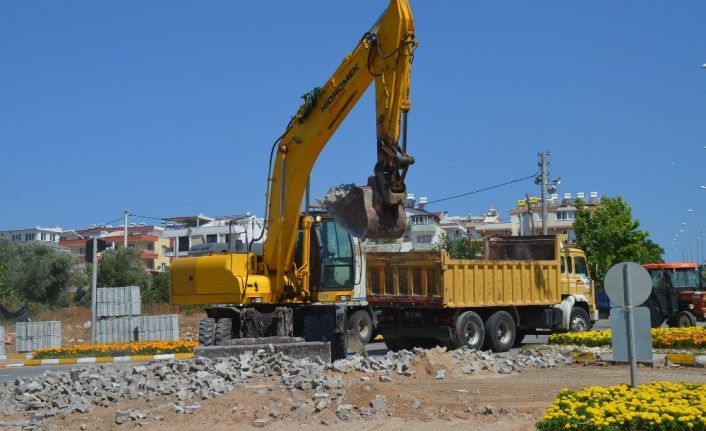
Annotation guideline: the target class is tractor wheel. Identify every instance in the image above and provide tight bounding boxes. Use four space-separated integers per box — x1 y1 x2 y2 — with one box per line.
677 311 697 327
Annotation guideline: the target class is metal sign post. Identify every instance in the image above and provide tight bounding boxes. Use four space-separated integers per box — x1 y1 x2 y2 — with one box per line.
605 262 653 388
622 264 638 387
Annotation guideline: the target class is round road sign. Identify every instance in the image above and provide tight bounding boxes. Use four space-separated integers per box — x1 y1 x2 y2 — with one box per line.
604 262 652 307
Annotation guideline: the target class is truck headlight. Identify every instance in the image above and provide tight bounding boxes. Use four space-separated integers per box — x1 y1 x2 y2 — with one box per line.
249 297 263 304
337 295 349 302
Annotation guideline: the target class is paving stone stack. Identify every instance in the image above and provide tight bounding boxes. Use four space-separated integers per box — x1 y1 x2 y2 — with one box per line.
15 322 61 353
96 286 179 343
136 315 179 342
97 286 141 318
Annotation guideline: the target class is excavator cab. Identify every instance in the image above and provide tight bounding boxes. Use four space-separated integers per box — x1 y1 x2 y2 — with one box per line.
295 214 356 301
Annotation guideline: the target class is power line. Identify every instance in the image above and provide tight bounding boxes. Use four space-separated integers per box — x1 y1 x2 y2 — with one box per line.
99 216 124 226
425 173 538 205
129 213 169 222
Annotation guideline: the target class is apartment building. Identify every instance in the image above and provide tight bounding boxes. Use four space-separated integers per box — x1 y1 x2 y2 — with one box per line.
0 226 64 248
60 224 171 271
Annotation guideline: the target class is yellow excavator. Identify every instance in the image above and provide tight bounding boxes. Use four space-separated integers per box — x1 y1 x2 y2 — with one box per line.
170 0 416 359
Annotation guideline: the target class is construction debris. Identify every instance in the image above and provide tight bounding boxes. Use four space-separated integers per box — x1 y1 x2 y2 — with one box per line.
0 346 571 429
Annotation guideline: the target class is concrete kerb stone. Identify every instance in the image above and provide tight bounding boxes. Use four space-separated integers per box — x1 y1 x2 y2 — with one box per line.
577 350 706 367
0 353 194 368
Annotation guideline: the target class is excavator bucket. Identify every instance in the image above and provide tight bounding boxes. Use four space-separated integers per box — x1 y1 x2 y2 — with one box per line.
322 182 407 239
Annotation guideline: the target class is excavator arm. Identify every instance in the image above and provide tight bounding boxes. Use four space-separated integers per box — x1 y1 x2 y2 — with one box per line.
263 0 416 278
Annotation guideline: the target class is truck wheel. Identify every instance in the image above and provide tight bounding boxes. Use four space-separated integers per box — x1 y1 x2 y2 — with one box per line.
348 310 373 344
512 330 526 348
483 311 515 352
214 318 232 345
569 307 591 332
677 311 697 327
198 318 216 346
452 311 485 351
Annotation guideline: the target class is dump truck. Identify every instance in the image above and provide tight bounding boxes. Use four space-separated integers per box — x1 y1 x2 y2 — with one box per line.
367 235 598 352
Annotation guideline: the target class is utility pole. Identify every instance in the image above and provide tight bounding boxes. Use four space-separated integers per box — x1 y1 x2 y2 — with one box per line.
124 209 129 248
538 152 549 235
90 237 98 344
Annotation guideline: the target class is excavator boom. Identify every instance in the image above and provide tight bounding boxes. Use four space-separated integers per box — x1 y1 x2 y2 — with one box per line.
264 0 416 275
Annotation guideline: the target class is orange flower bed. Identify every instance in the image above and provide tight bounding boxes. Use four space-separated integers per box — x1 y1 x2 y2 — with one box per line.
33 340 198 359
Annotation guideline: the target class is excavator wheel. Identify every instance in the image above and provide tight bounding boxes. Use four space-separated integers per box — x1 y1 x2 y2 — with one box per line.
198 318 216 346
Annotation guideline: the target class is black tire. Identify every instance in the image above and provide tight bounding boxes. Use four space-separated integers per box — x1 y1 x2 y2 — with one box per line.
333 329 348 360
302 313 347 360
677 311 697 327
198 318 216 346
645 298 665 328
569 307 591 332
483 311 515 353
348 310 373 344
512 330 526 348
451 311 485 351
214 318 232 345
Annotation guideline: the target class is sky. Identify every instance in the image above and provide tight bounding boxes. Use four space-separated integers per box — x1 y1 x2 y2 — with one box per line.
2 1 706 262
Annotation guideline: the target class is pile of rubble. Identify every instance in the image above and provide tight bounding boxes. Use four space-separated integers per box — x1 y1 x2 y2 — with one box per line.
0 346 570 429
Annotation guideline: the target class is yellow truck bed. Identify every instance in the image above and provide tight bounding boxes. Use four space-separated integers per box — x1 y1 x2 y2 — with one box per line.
366 251 562 308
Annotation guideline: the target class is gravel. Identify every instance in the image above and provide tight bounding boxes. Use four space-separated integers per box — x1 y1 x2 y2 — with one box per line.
0 346 570 429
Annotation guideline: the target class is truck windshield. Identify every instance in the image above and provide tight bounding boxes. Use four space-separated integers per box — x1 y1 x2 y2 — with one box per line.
573 256 587 275
668 269 701 291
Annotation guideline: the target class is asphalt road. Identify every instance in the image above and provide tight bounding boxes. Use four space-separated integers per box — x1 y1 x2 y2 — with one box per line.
0 319 612 384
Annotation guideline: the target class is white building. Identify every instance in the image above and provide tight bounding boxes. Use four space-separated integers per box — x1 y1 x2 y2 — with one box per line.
509 192 599 239
162 214 265 257
0 226 64 247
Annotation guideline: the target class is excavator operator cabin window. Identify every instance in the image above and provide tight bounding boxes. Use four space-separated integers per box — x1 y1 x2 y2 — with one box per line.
561 257 566 273
321 220 355 290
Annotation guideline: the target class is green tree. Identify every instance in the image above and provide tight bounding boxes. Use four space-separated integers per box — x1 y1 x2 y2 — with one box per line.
75 247 152 306
144 271 170 304
0 240 75 305
574 196 663 291
434 234 482 259
97 247 151 291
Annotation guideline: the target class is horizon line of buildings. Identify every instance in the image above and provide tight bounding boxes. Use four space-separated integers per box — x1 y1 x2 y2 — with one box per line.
0 191 598 272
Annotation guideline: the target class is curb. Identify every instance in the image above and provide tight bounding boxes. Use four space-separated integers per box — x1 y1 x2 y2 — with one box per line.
569 351 706 367
0 354 33 360
0 352 194 368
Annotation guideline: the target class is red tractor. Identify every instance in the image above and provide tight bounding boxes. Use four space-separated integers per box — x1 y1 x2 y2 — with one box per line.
642 263 706 327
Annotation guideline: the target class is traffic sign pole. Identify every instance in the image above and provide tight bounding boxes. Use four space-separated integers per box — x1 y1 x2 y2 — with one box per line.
622 264 638 387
